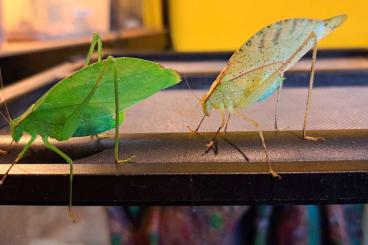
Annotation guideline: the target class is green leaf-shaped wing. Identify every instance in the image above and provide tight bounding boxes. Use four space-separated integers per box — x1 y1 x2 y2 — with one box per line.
16 57 181 139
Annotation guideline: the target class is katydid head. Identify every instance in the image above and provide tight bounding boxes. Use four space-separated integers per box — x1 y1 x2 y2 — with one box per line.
200 95 212 116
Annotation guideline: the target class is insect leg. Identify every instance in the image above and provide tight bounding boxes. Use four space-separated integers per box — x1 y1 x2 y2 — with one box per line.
108 56 135 163
302 35 324 142
203 110 226 155
42 136 76 222
187 115 206 133
234 110 280 179
84 33 103 67
0 135 37 185
224 113 231 133
274 77 284 131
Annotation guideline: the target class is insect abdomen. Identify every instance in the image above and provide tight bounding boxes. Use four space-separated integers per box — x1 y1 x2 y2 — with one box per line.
257 76 284 102
72 112 125 137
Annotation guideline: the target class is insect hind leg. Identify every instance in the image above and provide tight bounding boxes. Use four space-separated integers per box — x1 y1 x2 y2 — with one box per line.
302 33 324 142
234 110 280 179
107 56 135 163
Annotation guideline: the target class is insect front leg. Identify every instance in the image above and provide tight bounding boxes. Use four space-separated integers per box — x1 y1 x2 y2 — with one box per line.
302 34 324 142
84 33 103 67
0 135 37 185
203 110 226 155
234 110 280 179
108 56 135 163
42 136 76 222
187 115 206 134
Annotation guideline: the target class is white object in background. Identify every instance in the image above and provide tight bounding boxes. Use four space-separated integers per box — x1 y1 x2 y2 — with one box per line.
3 0 110 40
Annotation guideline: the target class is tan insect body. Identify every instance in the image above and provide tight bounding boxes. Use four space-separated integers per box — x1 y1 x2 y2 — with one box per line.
201 15 346 115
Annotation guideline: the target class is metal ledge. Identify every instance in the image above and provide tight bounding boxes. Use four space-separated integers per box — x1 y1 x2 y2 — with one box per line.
0 129 367 205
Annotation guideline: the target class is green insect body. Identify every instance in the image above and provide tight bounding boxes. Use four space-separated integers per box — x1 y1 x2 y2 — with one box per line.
4 34 181 220
194 15 347 178
11 58 179 141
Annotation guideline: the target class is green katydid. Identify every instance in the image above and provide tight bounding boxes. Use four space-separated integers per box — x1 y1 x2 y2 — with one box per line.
189 15 347 178
0 33 181 220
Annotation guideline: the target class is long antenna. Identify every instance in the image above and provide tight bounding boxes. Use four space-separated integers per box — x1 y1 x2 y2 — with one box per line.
0 69 11 123
183 74 200 102
0 111 9 124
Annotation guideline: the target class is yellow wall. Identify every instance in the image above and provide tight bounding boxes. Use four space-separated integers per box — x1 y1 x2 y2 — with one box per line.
143 0 163 29
169 0 368 51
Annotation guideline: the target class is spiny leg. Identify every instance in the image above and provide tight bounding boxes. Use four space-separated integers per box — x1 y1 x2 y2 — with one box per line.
42 136 76 222
274 77 284 131
234 110 280 179
0 135 36 185
203 110 226 155
84 33 103 67
108 56 135 163
302 35 324 142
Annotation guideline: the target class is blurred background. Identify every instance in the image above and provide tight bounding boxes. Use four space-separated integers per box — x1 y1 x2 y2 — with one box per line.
0 1 368 245
0 0 367 52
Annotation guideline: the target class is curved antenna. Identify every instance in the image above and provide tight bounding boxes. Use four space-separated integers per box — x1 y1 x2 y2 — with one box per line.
0 111 9 124
182 73 201 102
0 69 11 124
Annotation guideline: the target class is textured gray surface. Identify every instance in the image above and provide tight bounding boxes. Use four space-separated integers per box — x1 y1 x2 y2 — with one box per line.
121 86 368 133
1 86 365 164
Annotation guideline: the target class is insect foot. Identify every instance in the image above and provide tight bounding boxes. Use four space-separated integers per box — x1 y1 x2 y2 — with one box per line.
270 168 282 179
186 125 200 135
303 136 325 142
116 155 136 164
202 138 218 156
96 133 110 140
